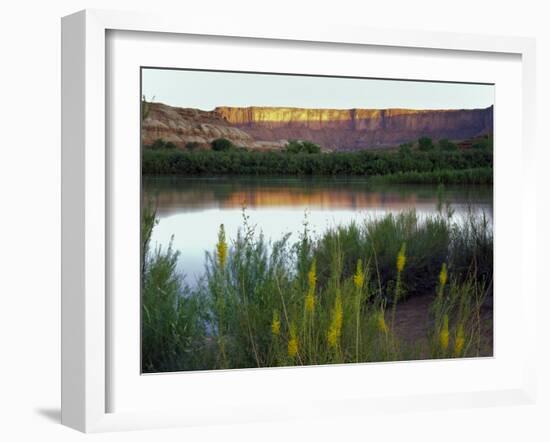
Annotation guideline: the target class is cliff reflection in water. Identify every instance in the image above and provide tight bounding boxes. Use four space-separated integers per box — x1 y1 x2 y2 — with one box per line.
144 176 493 216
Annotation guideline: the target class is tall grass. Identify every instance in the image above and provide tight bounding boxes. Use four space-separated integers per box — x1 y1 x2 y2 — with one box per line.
141 206 493 372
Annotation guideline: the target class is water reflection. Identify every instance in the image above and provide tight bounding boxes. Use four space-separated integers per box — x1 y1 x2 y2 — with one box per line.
143 176 493 285
145 176 493 213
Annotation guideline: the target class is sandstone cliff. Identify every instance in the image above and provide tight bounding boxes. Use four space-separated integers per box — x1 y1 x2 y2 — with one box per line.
142 102 493 151
141 103 264 149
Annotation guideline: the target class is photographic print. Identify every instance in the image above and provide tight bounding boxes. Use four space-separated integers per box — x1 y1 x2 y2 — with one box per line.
140 69 493 373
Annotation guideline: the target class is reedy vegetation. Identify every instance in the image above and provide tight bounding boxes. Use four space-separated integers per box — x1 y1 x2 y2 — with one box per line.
141 204 493 373
142 148 492 184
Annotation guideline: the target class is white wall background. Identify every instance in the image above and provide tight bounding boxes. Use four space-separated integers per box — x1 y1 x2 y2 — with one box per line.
0 1 548 440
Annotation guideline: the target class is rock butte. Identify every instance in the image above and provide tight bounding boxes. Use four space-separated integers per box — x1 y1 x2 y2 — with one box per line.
142 102 493 151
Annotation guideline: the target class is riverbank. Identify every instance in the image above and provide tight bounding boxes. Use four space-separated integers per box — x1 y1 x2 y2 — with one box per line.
142 148 493 183
369 168 492 185
142 208 493 373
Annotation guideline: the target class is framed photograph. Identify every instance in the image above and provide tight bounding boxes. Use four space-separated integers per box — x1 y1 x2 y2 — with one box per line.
61 9 537 432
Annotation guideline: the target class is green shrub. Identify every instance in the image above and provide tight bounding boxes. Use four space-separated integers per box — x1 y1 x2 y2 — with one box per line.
141 205 210 373
212 138 234 151
418 136 435 151
286 140 322 154
399 142 413 157
150 138 167 150
449 211 493 288
312 211 451 300
185 141 200 151
147 138 177 150
472 135 493 150
438 138 458 151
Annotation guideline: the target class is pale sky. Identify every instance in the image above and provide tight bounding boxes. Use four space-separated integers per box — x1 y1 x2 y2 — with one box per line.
141 68 494 111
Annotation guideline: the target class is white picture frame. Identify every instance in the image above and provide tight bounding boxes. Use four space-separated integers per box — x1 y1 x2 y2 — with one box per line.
61 9 537 433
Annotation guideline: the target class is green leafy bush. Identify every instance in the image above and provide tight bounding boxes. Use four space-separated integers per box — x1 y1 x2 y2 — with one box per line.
418 136 435 151
148 138 177 150
286 140 322 154
185 141 200 151
141 206 210 373
399 142 413 157
211 138 234 151
472 135 493 150
438 138 458 151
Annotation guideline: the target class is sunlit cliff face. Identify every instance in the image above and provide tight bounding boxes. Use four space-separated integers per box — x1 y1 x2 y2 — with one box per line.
216 107 357 124
214 107 440 125
141 102 493 150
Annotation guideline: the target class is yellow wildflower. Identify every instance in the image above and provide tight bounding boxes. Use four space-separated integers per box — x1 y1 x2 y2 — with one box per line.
396 243 406 273
439 263 448 287
287 324 299 358
327 290 343 348
377 310 388 334
216 224 228 269
305 260 316 313
305 293 315 313
353 259 365 290
307 260 317 293
288 338 298 358
271 311 281 336
327 326 338 348
454 324 465 357
440 314 449 352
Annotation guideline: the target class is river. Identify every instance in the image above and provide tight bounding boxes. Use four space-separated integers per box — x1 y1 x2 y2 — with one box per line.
143 176 492 285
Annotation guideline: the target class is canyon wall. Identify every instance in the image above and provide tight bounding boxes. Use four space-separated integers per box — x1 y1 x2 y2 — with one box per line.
142 102 493 151
214 106 493 150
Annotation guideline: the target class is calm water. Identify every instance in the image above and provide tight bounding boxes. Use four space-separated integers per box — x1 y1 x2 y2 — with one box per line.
143 176 493 285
